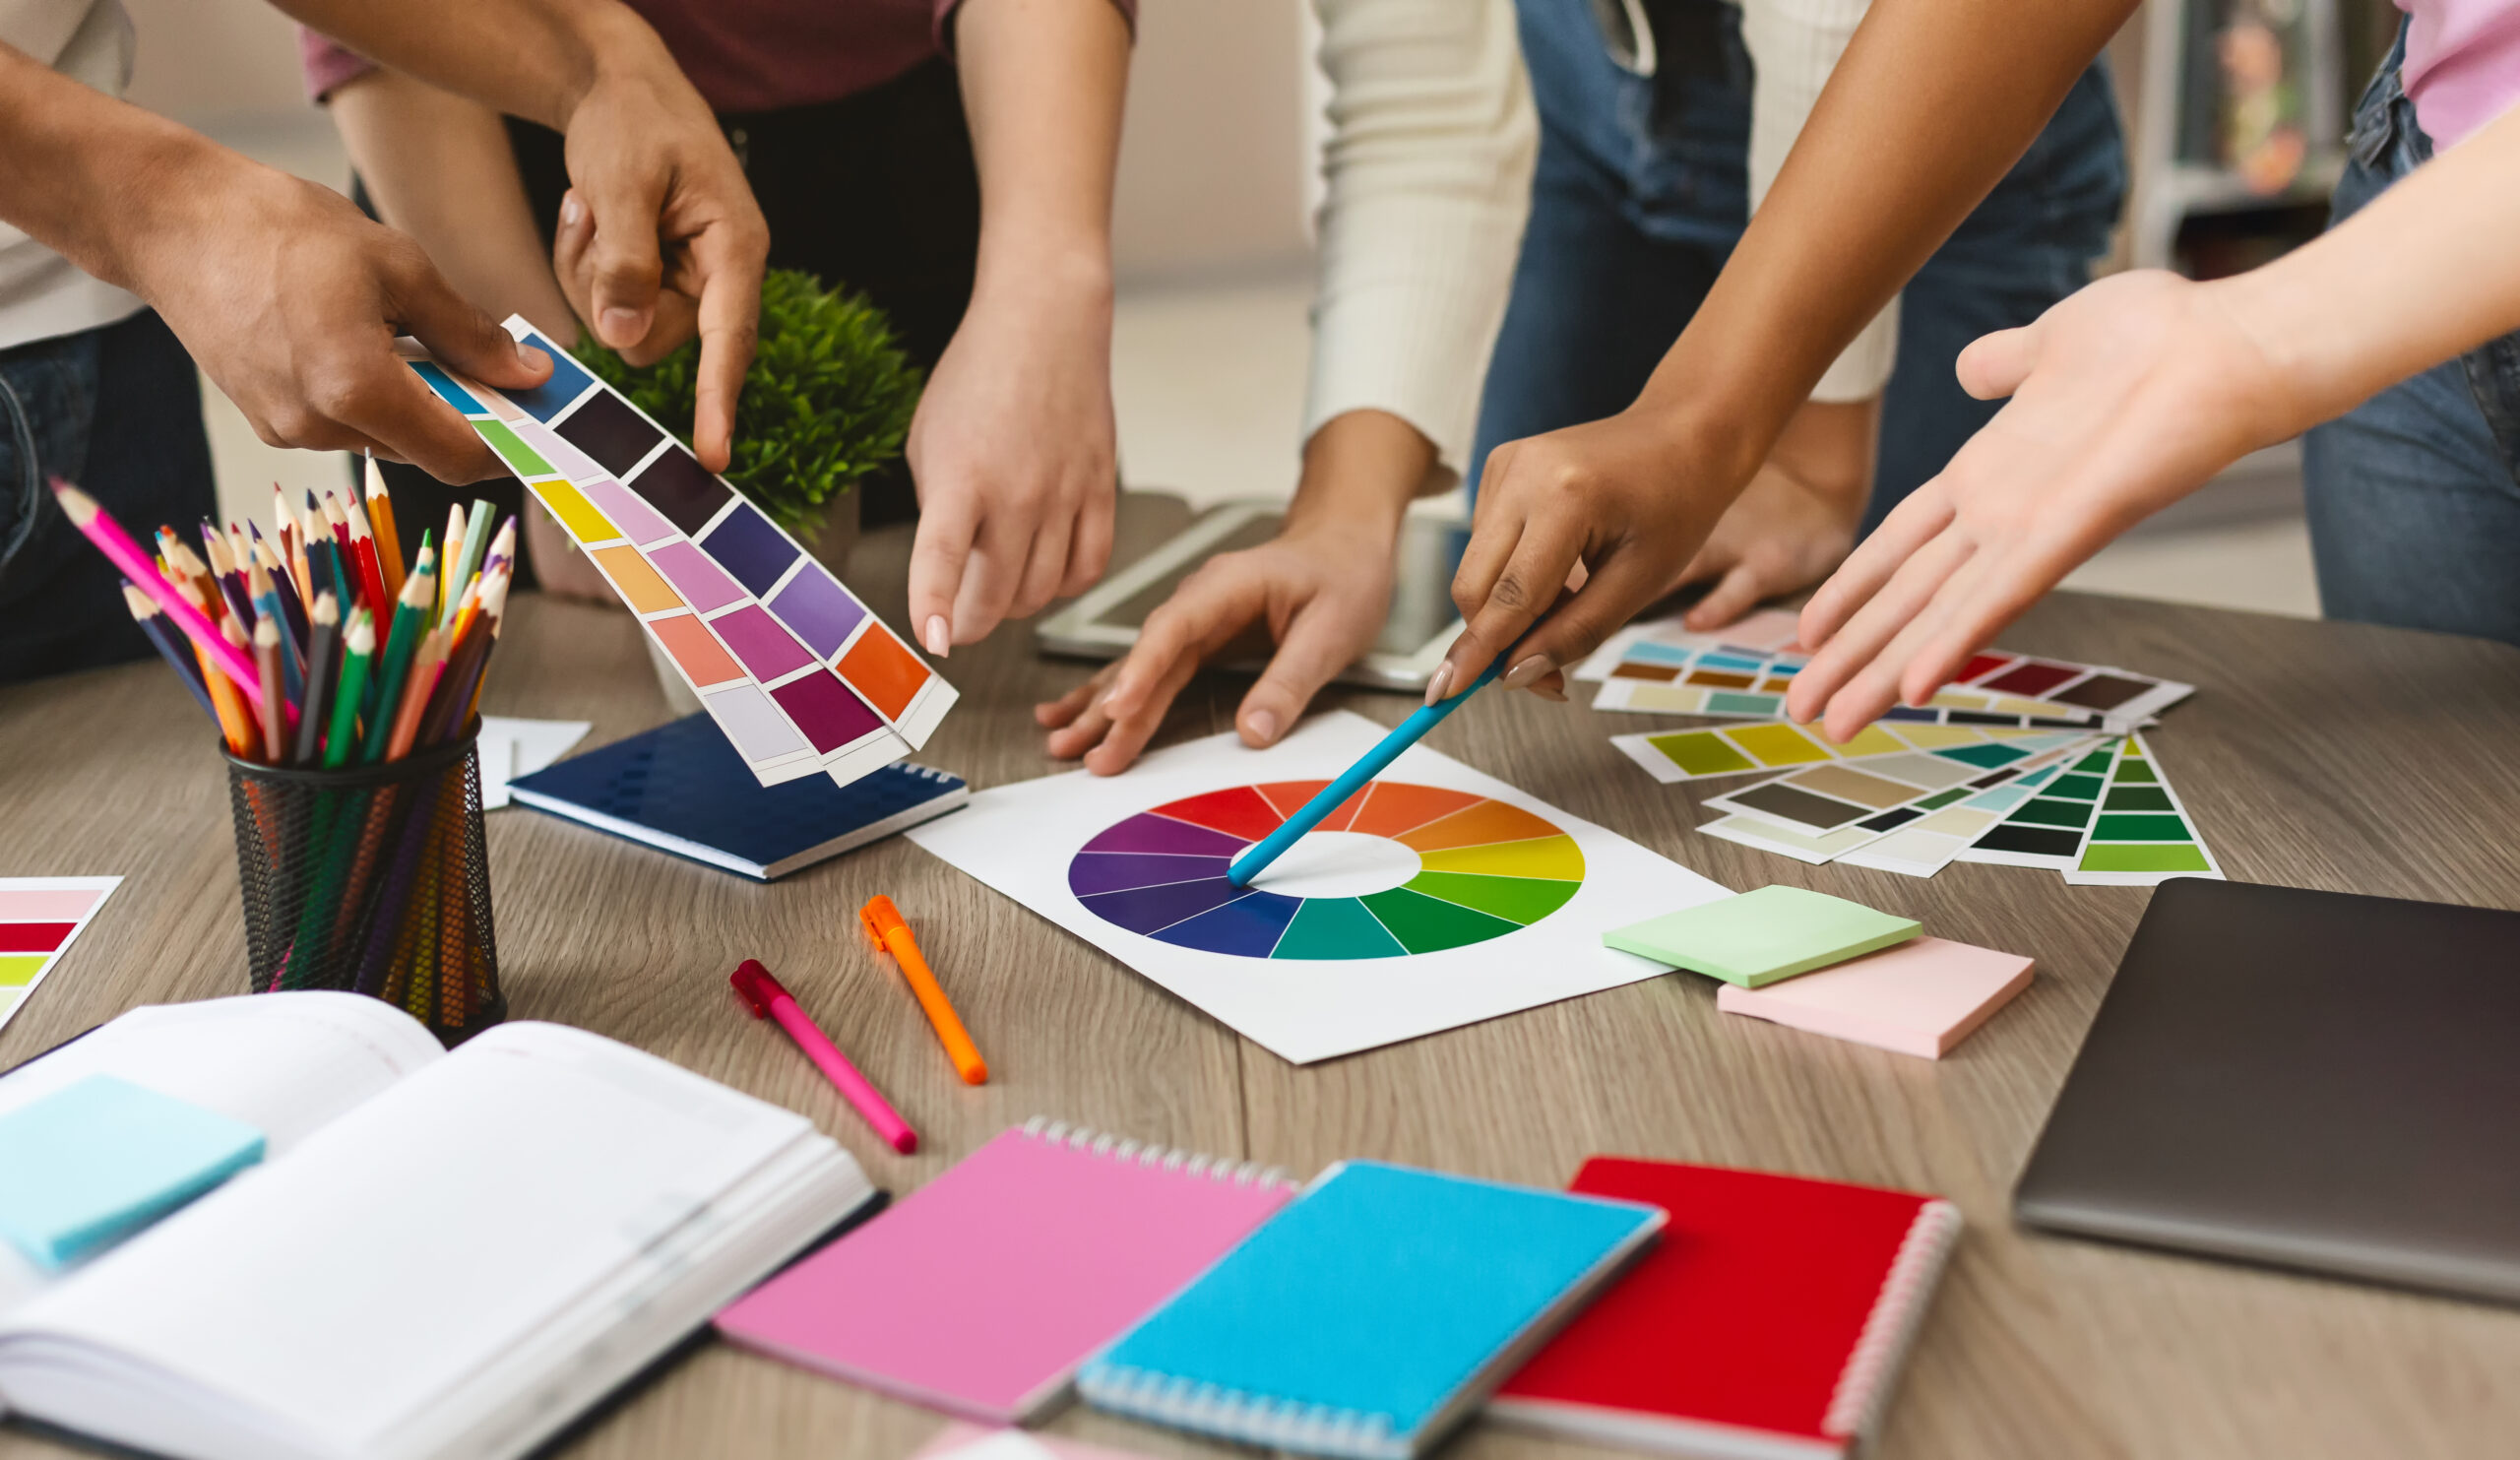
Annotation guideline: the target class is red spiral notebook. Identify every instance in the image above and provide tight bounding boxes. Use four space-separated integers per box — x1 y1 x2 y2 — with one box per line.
1489 1158 1962 1460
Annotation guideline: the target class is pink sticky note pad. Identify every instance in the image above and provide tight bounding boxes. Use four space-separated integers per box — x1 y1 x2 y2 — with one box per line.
1715 935 2032 1058
913 1422 1160 1460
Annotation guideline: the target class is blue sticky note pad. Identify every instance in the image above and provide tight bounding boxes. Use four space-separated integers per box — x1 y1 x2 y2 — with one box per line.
1079 1162 1664 1459
0 1075 266 1271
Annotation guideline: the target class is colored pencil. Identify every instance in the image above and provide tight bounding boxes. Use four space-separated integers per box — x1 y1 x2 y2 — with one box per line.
52 481 271 712
123 581 216 721
445 498 494 627
437 503 467 624
252 615 287 762
294 591 342 766
346 498 391 627
385 627 448 761
202 525 256 631
250 524 309 649
324 608 374 770
219 615 262 759
363 454 406 603
361 548 436 763
246 558 304 706
321 489 351 558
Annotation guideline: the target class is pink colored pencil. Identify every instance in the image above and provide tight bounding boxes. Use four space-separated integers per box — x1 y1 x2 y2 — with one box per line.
51 478 284 720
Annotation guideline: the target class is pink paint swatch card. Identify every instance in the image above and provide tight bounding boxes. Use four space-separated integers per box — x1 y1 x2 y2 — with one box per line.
0 877 120 1038
715 1118 1297 1424
1716 936 2033 1058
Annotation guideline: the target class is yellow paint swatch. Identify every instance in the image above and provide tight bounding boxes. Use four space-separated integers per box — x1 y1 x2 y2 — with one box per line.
528 479 620 545
1417 834 1585 881
1725 723 1833 766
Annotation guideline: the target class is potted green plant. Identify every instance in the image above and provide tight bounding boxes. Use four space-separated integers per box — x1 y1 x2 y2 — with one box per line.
530 269 923 710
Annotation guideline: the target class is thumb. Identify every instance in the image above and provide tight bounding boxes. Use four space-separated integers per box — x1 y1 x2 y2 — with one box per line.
578 165 668 351
1956 321 2039 402
391 250 549 393
1682 561 1766 631
1237 605 1366 748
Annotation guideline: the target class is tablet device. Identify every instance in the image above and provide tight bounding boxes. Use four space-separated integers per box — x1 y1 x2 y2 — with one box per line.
1035 501 1467 691
2015 878 2520 1304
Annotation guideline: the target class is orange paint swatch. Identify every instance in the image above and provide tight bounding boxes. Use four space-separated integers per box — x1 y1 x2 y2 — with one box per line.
1346 783 1485 839
591 545 683 615
836 626 929 721
1398 798 1564 853
648 612 743 686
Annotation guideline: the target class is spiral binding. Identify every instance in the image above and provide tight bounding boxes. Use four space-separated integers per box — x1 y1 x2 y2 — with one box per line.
1077 1363 1408 1460
1821 1197 1965 1441
1019 1114 1295 1190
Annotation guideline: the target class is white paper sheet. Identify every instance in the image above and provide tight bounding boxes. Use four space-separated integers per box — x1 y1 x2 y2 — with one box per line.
474 717 591 809
906 712 1730 1063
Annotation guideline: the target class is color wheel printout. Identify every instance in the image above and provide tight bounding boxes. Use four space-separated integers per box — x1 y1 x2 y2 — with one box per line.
906 712 1729 1063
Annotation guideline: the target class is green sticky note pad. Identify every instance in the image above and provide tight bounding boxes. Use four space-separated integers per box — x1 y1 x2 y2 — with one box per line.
0 1075 266 1271
1604 885 1922 987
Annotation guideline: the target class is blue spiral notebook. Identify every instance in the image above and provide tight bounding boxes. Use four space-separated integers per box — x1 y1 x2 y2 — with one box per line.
1077 1161 1664 1459
509 714 968 880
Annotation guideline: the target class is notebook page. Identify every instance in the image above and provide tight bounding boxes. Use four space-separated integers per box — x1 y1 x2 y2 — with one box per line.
0 1022 813 1459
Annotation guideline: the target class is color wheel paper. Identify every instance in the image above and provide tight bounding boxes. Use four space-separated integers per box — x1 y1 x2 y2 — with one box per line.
908 712 1730 1063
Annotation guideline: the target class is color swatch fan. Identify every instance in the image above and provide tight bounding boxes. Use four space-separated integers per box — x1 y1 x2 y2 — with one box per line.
404 324 955 790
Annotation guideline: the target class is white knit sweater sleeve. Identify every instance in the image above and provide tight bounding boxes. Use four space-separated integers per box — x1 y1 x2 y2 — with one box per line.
1303 0 1537 483
1738 0 1896 402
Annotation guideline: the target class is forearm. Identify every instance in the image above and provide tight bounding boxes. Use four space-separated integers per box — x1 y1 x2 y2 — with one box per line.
1639 0 2133 484
0 42 256 293
330 72 579 343
1285 409 1440 544
954 0 1130 303
268 0 667 132
2217 102 2520 437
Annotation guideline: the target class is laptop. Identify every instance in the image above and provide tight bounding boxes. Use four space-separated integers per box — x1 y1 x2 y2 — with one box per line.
2015 878 2520 1305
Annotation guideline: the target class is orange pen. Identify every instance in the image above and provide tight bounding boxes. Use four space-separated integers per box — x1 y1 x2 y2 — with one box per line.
860 895 986 1085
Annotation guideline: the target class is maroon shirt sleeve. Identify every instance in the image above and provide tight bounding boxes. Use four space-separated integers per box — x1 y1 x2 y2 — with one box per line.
297 28 378 104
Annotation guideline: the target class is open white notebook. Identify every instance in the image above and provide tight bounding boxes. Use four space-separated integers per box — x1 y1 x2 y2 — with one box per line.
0 992 873 1460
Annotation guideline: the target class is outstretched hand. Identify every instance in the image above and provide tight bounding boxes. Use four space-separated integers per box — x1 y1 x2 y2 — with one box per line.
1788 271 2292 738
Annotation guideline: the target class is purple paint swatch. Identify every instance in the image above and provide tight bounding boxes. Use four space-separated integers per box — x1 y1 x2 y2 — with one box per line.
702 682 808 762
1068 853 1235 899
1082 813 1251 857
554 389 663 477
711 604 816 680
630 447 733 536
770 670 884 754
648 541 747 613
580 479 676 545
1153 892 1302 957
1080 877 1250 936
700 502 801 597
767 567 868 660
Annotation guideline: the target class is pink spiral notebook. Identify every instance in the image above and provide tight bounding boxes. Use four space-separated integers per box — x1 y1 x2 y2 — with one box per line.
715 1117 1298 1424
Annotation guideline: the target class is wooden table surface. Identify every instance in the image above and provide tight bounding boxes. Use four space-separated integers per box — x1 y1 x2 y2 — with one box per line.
6 492 2520 1460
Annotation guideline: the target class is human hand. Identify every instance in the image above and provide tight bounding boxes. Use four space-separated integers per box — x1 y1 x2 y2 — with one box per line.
905 274 1118 655
550 41 766 471
129 149 552 484
1670 396 1877 630
1787 271 2291 739
1426 407 1736 704
1036 511 1399 775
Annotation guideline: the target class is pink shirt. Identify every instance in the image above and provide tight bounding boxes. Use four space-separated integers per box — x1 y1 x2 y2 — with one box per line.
2400 0 2520 147
302 0 1133 115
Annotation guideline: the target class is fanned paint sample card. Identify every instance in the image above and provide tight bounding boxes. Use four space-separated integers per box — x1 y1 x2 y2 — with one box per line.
0 878 120 1036
907 712 1729 1063
403 323 955 790
1613 720 2089 785
1578 612 2186 730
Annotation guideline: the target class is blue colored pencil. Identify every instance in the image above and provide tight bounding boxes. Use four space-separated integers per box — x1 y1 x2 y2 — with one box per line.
1227 653 1509 888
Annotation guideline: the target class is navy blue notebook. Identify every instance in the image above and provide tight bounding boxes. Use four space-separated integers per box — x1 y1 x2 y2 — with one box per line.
509 714 968 880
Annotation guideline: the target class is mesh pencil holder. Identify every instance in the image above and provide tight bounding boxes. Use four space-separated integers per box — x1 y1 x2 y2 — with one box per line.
225 720 505 1046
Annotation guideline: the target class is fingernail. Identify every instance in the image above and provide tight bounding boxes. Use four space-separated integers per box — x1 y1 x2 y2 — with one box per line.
1421 661 1456 707
1501 654 1555 691
922 614 951 657
559 193 585 228
1245 709 1279 743
600 307 645 343
516 346 550 374
1533 683 1569 704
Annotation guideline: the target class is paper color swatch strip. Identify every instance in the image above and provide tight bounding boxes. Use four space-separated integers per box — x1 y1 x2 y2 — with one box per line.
0 877 121 1037
1956 739 2123 869
2062 732 2225 885
1612 721 2088 784
407 325 955 790
1695 740 2094 867
1839 758 2079 879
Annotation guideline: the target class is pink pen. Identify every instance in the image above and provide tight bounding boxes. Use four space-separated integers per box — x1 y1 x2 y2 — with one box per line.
730 958 917 1154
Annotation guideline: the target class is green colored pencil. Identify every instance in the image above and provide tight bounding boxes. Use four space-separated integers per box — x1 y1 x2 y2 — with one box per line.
361 546 436 763
324 606 375 769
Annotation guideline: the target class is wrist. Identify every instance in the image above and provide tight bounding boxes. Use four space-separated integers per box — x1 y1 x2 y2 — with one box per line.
1280 410 1428 547
547 2 681 129
2198 270 2332 442
971 238 1113 319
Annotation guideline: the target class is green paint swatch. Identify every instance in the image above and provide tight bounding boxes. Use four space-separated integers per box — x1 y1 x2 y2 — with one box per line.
1940 743 2027 769
1706 692 1782 716
1358 888 1521 954
473 417 552 477
1603 885 1920 988
1405 871 1578 926
1649 731 1755 777
2013 797 2096 828
2103 786 2175 811
2080 843 2213 872
1272 896 1405 960
2048 773 2105 799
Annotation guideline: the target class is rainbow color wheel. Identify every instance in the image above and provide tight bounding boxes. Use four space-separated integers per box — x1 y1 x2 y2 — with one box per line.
1069 781 1584 959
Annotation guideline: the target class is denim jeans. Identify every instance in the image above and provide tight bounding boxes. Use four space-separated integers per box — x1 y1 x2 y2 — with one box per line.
2300 25 2520 643
1473 0 2126 534
0 309 218 683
